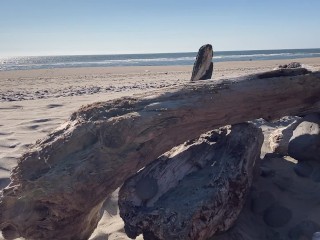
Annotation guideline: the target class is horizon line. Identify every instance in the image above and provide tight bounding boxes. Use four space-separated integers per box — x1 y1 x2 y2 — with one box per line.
1 47 320 58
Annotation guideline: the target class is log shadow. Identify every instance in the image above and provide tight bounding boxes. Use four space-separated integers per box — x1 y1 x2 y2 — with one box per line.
0 178 10 191
210 154 320 240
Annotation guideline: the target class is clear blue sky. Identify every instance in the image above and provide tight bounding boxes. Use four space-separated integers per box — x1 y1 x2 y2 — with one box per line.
1 0 319 56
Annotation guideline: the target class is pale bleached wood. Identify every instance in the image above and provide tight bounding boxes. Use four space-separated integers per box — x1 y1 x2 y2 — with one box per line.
0 69 320 240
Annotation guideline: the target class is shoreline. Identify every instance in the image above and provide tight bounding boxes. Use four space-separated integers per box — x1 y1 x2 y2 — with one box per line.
1 57 320 103
1 57 320 75
1 48 320 72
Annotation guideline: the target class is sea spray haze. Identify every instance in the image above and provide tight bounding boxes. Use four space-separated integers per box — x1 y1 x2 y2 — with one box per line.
1 48 320 71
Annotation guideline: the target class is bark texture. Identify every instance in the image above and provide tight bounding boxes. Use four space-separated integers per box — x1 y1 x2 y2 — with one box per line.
0 69 320 239
190 44 213 81
119 123 263 240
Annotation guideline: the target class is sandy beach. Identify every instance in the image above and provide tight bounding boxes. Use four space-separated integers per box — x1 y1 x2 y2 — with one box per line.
1 57 320 240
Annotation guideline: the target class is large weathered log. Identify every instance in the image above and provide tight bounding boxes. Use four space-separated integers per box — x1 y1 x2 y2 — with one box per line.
1 69 320 239
119 123 263 240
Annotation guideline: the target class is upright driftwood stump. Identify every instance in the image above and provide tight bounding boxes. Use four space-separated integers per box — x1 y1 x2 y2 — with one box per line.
190 44 214 81
0 69 320 239
119 123 263 240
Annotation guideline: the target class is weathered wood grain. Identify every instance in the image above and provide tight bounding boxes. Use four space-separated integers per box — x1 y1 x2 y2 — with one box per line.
119 123 263 240
0 69 320 239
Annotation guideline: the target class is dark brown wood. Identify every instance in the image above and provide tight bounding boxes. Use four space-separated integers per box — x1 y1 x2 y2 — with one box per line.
190 44 213 81
119 124 263 240
0 69 320 239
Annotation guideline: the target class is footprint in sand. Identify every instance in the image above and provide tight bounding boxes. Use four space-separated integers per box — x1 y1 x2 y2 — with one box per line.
0 166 10 172
32 118 51 123
47 104 63 109
0 139 20 149
0 105 23 110
0 132 13 136
20 143 32 149
25 124 40 130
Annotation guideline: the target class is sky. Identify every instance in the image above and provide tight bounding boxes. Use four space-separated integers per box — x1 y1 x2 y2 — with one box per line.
1 0 320 56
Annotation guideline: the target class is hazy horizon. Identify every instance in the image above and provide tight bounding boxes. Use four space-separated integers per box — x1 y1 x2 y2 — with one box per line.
1 47 320 58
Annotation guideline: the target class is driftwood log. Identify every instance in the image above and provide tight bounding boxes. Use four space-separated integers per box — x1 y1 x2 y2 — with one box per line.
1 69 320 239
119 123 263 240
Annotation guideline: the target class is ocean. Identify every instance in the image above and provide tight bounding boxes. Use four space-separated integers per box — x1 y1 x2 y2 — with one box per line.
1 48 320 71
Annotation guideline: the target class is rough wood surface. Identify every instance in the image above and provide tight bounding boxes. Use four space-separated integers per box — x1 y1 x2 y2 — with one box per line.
190 44 213 81
1 69 320 239
119 123 263 240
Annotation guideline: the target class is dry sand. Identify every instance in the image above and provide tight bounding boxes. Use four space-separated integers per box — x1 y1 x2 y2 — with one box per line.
0 58 320 240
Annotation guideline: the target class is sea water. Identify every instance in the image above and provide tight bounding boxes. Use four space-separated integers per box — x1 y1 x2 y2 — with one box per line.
1 48 320 71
